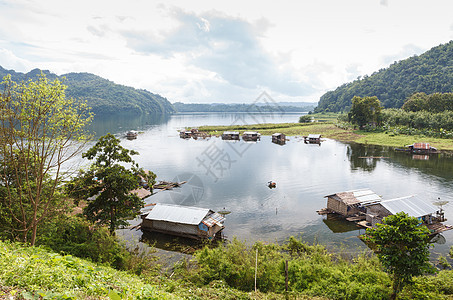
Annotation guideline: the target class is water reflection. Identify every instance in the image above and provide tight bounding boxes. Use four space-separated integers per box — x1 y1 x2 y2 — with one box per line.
92 112 453 257
88 112 171 137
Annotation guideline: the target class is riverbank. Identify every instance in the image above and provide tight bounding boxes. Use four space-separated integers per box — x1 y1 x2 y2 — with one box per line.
198 117 453 151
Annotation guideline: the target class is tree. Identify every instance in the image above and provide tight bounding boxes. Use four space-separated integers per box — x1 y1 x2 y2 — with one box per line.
68 133 155 235
348 96 382 128
364 212 433 300
0 74 92 245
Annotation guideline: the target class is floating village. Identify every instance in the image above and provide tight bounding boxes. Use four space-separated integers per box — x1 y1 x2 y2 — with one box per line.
123 128 452 241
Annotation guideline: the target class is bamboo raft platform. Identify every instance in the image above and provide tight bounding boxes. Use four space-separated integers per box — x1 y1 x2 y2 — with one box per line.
153 181 187 191
316 208 333 215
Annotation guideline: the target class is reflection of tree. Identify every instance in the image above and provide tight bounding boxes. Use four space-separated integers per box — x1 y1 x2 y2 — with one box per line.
346 143 386 172
387 151 453 182
88 112 170 137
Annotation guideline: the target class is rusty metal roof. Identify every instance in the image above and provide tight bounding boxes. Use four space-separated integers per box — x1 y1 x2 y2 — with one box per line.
413 143 430 149
325 189 382 206
380 195 437 218
202 212 226 227
144 203 211 225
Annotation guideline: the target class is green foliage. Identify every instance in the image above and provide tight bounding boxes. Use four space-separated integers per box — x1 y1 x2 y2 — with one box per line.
0 66 175 115
348 96 382 128
0 73 92 245
67 134 154 234
0 240 177 299
364 212 433 299
184 237 391 299
315 41 453 112
299 115 313 123
36 215 129 269
403 92 453 113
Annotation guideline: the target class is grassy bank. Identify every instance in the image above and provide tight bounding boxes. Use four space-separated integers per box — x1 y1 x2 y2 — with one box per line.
2 238 453 300
198 113 453 151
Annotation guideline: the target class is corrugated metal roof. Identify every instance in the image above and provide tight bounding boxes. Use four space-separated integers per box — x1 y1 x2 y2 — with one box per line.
144 203 210 225
325 188 382 205
308 134 321 139
413 143 430 150
223 131 239 135
272 133 283 136
380 196 437 218
243 131 259 135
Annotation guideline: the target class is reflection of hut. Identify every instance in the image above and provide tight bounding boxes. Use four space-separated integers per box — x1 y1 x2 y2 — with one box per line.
304 134 321 144
242 131 261 141
406 143 437 154
324 189 382 217
322 214 361 233
365 196 448 230
221 131 240 140
141 203 225 240
272 133 286 144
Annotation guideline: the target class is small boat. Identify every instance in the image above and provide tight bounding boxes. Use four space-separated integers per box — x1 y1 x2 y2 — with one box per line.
126 130 138 139
268 181 277 189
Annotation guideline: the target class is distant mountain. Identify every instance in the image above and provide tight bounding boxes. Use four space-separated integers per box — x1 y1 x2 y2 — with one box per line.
0 66 175 115
173 102 315 113
315 41 453 112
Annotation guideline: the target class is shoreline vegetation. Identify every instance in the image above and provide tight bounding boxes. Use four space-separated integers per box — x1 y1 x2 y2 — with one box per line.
197 113 453 152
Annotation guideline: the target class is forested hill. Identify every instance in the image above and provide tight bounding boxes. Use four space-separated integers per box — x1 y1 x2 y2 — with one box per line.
173 102 316 112
0 67 175 115
315 41 453 113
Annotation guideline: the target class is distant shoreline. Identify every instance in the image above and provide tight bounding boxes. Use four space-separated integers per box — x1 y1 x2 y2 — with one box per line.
198 121 453 152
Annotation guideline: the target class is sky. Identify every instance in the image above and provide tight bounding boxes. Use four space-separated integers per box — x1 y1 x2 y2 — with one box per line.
0 0 452 104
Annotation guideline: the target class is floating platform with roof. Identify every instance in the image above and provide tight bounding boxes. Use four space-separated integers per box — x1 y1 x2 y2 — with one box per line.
141 203 226 240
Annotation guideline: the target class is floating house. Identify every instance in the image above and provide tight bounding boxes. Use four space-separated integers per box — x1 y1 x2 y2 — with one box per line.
242 131 261 141
272 133 286 144
126 130 138 139
323 189 382 217
364 196 451 235
221 131 240 140
304 134 322 144
179 130 192 138
406 143 437 154
141 203 226 240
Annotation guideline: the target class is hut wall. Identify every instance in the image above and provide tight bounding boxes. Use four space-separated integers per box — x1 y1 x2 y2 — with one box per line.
327 197 362 216
365 204 391 227
327 197 348 216
149 220 200 236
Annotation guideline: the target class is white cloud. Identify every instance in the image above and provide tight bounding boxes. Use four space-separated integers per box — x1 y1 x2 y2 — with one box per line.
0 0 452 103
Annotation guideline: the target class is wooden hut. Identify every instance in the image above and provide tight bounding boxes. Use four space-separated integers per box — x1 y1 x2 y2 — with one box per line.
324 189 382 217
304 134 321 144
179 130 192 138
242 131 261 141
221 131 240 140
406 143 437 154
364 196 450 234
141 203 226 240
126 130 138 139
272 133 286 144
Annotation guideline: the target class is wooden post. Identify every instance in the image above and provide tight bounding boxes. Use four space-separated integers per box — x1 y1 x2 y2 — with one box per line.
285 260 288 292
255 248 258 292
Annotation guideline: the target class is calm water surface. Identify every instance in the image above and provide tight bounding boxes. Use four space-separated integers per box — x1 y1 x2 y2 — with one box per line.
88 112 453 257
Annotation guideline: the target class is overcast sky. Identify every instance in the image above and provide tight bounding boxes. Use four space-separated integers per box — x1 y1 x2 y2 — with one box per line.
0 0 452 104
